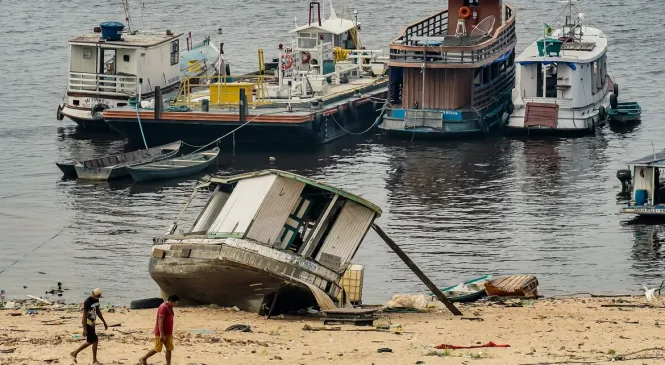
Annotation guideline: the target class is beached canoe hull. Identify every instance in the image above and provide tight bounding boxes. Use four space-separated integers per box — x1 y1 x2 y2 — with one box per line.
438 275 493 303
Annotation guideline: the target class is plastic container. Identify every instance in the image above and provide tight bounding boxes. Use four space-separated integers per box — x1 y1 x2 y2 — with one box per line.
100 21 125 41
635 189 648 206
337 264 364 305
537 38 563 57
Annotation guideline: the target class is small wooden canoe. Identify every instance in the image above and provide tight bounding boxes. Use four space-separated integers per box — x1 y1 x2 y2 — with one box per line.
56 162 77 178
127 147 220 183
608 102 641 123
437 275 493 303
74 141 182 181
484 275 539 298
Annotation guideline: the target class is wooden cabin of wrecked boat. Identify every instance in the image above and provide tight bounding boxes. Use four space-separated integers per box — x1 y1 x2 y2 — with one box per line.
381 0 516 138
150 169 381 314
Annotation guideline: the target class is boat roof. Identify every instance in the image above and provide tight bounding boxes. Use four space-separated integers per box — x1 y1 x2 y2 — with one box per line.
69 30 182 48
516 26 607 64
201 169 382 215
291 6 357 35
628 151 665 168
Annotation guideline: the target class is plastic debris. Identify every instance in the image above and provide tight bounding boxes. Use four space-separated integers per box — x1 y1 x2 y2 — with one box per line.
4 301 16 309
644 286 657 301
385 294 445 311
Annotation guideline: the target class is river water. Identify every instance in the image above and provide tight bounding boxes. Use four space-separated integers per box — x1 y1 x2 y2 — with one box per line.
1 0 663 305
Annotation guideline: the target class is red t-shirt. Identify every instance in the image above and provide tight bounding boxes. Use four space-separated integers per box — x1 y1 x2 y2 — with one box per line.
154 303 174 336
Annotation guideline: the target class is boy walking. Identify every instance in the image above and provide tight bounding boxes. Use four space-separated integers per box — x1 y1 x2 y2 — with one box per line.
71 288 108 364
139 294 179 365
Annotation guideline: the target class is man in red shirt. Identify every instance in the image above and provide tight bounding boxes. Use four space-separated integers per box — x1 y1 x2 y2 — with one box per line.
139 294 179 365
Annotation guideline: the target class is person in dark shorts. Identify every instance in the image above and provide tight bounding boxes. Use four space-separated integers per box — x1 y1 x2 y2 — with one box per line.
70 288 108 364
139 294 179 365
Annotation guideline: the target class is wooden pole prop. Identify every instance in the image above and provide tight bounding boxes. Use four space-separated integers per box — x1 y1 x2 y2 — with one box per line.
372 223 462 316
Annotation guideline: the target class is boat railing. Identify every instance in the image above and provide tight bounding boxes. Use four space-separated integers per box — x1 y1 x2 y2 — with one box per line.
389 5 516 67
472 64 515 108
68 72 138 95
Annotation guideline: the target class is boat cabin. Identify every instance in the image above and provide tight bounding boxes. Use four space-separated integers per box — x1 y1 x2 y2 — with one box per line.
382 0 517 136
267 2 384 99
622 152 665 216
514 27 609 107
67 23 183 103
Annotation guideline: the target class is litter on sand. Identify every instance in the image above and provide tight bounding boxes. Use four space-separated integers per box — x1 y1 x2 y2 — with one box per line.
435 341 510 350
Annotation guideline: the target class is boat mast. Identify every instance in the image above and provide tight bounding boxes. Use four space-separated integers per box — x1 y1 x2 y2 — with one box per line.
122 0 133 32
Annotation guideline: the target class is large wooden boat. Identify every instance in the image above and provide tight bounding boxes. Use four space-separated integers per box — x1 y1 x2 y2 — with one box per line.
379 0 516 138
149 170 382 314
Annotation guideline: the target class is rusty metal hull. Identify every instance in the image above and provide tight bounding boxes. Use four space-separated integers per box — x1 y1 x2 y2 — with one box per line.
149 256 310 313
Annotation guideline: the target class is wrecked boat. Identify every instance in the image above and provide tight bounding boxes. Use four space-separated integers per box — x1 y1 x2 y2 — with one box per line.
149 169 381 314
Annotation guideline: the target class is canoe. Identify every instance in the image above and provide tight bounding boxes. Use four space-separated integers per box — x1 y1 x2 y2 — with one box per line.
608 102 641 123
484 275 539 298
74 141 182 181
127 147 220 183
434 275 493 303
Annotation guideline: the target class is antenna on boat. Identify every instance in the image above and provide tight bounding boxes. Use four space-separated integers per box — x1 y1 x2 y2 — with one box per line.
653 142 657 162
121 0 133 32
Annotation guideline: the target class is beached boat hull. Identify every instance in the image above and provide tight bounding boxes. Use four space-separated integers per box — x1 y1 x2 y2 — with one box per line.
103 87 388 146
485 275 539 297
149 257 317 313
149 239 344 314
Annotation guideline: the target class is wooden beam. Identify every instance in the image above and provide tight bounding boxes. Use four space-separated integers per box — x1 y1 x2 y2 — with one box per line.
371 223 462 316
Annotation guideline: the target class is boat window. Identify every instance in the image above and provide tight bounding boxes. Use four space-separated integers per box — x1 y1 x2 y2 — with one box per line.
170 40 179 66
299 38 317 49
100 49 116 75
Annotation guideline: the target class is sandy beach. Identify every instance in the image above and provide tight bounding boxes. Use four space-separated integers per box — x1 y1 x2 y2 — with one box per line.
1 296 664 365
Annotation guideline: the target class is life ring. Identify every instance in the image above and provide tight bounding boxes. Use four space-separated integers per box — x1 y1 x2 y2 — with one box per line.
302 51 311 64
459 6 471 19
91 103 110 121
281 54 293 69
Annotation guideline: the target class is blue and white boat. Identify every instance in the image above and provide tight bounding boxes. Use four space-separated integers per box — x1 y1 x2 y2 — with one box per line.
379 0 516 138
620 151 665 217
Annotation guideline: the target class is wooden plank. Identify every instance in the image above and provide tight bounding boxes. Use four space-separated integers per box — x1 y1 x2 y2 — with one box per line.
372 223 462 316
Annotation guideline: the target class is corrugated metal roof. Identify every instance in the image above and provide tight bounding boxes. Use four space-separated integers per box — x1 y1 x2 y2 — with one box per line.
246 176 305 245
315 200 375 272
201 170 382 216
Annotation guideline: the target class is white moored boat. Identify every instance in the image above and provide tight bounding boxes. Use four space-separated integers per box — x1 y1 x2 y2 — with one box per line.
507 1 616 135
